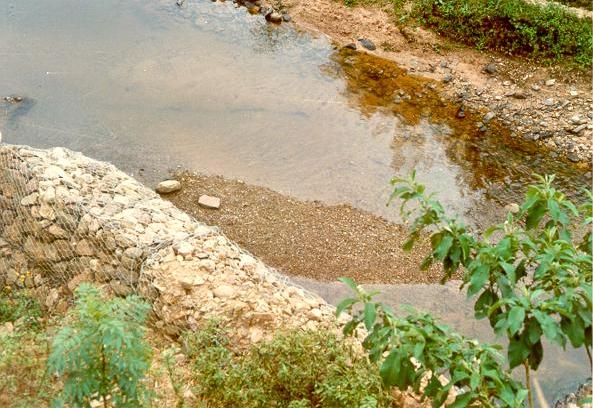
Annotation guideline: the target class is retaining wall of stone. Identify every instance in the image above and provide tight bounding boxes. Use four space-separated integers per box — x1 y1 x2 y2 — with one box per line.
0 144 336 342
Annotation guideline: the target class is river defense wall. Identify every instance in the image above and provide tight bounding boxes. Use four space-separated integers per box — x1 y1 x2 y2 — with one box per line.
0 144 336 342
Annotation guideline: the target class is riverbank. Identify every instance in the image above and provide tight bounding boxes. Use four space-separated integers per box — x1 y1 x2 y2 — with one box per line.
259 0 593 163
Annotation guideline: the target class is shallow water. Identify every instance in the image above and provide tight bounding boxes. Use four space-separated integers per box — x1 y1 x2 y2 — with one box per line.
1 0 590 402
2 0 589 228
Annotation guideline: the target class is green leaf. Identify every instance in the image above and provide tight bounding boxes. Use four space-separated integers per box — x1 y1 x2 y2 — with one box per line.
508 337 529 368
468 265 489 297
533 310 563 346
335 298 356 317
379 349 401 387
364 302 377 330
338 277 358 292
561 317 585 348
434 234 454 261
474 290 495 319
507 306 525 336
525 202 546 230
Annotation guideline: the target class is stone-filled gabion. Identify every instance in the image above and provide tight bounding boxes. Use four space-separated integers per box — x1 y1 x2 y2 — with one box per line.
0 144 337 345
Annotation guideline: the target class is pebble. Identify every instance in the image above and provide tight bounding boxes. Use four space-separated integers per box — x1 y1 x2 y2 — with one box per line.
531 85 540 91
545 79 556 86
265 11 282 23
483 63 497 74
483 111 496 123
198 194 221 209
357 38 376 51
282 14 291 22
443 74 453 83
156 180 182 194
504 203 520 214
543 98 554 107
343 43 357 50
571 124 587 134
456 106 465 118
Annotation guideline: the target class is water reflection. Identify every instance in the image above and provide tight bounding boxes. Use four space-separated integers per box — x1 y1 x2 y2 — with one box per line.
325 48 591 215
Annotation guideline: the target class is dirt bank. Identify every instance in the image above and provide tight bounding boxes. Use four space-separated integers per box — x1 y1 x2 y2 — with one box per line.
164 172 449 284
270 0 593 164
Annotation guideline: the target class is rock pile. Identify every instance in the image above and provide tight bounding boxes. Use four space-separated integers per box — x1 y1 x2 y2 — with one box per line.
0 144 336 345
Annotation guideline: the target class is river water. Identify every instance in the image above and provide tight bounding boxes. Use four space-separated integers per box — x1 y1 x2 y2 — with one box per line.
1 0 590 403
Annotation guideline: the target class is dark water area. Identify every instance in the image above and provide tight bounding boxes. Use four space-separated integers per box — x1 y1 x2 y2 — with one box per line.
1 0 591 403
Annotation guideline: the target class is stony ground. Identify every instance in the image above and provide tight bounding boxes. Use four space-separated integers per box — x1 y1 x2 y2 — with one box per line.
255 0 593 163
164 171 450 284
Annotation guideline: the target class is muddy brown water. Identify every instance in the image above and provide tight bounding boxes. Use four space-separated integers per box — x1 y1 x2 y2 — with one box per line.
1 0 590 403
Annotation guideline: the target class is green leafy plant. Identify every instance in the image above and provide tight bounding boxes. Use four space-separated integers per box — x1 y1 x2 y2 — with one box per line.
47 284 152 408
0 289 43 329
337 278 527 407
0 291 54 407
183 321 393 407
387 172 592 407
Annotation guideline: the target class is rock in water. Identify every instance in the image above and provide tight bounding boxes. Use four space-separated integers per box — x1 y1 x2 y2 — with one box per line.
357 38 376 51
156 180 182 194
198 195 221 209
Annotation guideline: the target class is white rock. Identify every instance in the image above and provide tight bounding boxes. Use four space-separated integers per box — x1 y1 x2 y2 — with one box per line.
198 194 221 209
155 180 181 194
545 79 556 86
504 203 520 214
174 242 194 257
213 284 235 298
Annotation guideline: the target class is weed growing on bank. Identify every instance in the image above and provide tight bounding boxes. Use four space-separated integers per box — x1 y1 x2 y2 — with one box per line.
47 284 153 407
183 321 393 407
344 0 593 69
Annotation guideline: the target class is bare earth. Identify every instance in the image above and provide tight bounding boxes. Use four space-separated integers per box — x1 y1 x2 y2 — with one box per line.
164 172 448 284
273 0 593 163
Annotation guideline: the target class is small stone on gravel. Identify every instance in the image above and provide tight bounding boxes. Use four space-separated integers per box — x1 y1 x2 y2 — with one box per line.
198 194 221 209
545 79 556 86
156 180 181 194
443 74 453 83
343 43 357 50
483 63 497 74
483 111 496 123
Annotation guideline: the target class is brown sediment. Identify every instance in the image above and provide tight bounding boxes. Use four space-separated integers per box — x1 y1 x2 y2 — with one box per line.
164 172 451 284
274 0 593 164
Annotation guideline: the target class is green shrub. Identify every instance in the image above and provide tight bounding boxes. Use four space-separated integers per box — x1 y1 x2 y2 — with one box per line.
183 322 393 407
0 317 53 406
387 173 591 406
343 0 593 68
337 281 526 407
47 284 152 408
412 0 592 67
0 289 43 329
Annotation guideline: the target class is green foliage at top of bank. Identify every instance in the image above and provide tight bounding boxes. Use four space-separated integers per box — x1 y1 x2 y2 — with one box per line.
345 0 593 69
